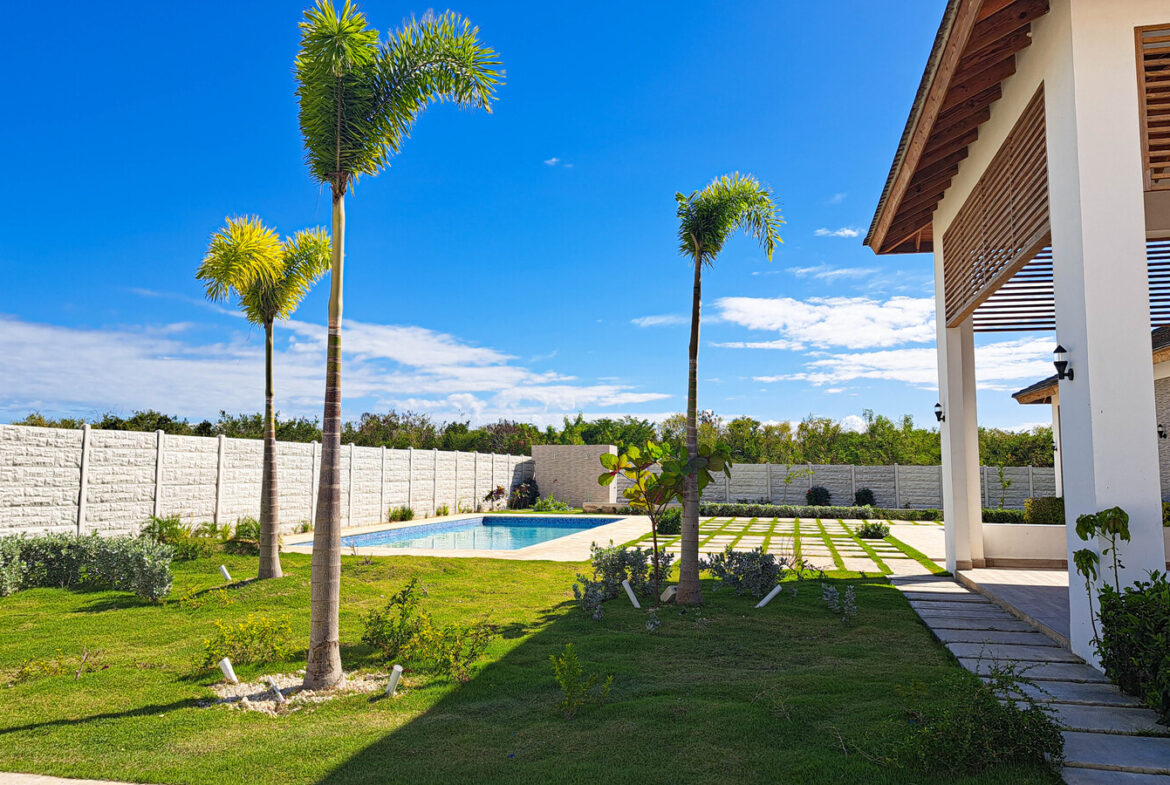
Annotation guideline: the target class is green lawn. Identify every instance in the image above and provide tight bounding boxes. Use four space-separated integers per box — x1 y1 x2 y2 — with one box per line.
0 552 1054 785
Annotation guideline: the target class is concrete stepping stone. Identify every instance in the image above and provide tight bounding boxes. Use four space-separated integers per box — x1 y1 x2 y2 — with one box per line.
958 658 1108 683
1010 679 1145 707
1063 731 1170 774
928 615 1038 632
902 591 990 604
1062 768 1170 784
945 642 1081 663
909 600 1006 615
1050 703 1165 735
932 628 1058 646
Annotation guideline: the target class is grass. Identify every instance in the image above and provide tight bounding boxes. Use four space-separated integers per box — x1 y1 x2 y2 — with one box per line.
0 552 1053 785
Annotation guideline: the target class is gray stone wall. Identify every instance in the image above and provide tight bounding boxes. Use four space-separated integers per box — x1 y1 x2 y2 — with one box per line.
0 424 534 536
531 444 618 507
616 460 1056 510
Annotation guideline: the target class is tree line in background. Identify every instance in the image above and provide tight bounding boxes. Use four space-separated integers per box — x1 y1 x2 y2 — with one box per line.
13 407 1055 467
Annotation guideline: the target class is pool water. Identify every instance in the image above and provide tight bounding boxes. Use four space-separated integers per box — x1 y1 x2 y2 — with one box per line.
339 515 622 551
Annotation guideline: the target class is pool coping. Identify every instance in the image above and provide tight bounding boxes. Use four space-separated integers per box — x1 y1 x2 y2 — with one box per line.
282 513 651 562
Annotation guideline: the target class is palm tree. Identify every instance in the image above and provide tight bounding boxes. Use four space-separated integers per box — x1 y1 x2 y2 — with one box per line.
674 174 783 606
196 216 331 580
295 0 501 689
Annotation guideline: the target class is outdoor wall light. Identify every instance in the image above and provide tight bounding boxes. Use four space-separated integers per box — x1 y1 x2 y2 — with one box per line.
933 403 945 422
1159 424 1167 440
1053 345 1074 381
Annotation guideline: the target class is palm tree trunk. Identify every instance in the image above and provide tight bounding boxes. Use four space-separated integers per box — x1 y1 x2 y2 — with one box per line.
305 188 345 690
258 320 283 580
676 256 704 606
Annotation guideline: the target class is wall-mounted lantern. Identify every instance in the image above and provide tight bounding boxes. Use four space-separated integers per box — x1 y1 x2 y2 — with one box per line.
933 403 945 422
1159 423 1167 440
1053 345 1074 381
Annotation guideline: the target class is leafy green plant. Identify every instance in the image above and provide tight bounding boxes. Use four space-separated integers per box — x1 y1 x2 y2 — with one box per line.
200 614 293 668
854 487 876 506
361 579 426 661
780 465 812 504
856 521 890 539
821 583 857 624
532 495 570 512
900 662 1063 775
657 507 681 535
572 543 674 619
703 546 787 598
1096 571 1170 721
1023 496 1064 525
550 643 612 719
234 516 261 541
139 515 219 561
3 533 172 600
0 537 25 598
508 479 539 509
995 463 1014 508
981 508 1026 523
388 506 415 522
805 485 831 506
435 504 450 517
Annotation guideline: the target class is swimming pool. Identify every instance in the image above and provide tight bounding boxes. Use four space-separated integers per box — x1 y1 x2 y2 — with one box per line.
339 515 622 551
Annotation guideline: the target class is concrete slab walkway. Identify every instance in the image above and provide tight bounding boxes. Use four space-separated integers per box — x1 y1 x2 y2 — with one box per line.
892 575 1170 783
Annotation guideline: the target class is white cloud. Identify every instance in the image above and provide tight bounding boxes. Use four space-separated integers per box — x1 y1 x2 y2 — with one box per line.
543 157 560 166
786 264 878 281
715 295 934 349
825 193 847 206
711 339 804 351
840 414 867 432
752 337 1054 389
814 227 860 238
631 314 687 328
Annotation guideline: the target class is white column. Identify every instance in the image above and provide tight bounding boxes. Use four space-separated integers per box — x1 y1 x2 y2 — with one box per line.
1046 0 1167 663
76 424 91 535
1051 396 1064 497
213 434 226 526
153 429 165 517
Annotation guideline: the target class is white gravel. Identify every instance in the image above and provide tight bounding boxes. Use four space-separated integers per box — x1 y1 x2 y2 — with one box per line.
206 670 390 716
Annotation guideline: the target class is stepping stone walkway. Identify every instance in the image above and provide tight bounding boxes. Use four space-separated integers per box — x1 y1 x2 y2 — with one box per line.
892 575 1170 784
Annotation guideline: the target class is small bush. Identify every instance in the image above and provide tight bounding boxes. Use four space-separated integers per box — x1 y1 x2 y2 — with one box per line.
1163 502 1170 527
901 663 1063 775
982 508 1027 523
483 485 506 505
297 520 314 534
508 479 539 509
1022 496 1064 525
1097 571 1170 721
2 533 172 601
856 521 890 539
854 488 876 506
0 538 25 598
533 495 570 512
656 508 681 535
200 614 293 668
388 506 415 522
550 643 612 719
139 515 219 561
361 578 426 661
573 543 674 619
435 504 450 517
805 486 831 506
234 516 261 541
703 545 787 598
821 583 857 623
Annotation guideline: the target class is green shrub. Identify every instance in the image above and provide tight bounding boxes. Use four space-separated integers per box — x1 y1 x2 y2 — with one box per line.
698 502 941 521
388 506 415 522
901 662 1063 775
550 643 612 719
234 516 261 541
805 486 831 506
703 545 786 598
854 488 876 506
572 543 673 619
0 538 25 598
1097 571 1170 721
139 515 219 561
361 578 426 661
1163 502 1170 527
533 495 570 512
435 504 450 517
856 521 890 539
2 534 172 601
982 508 1026 523
657 508 681 535
200 614 293 669
1023 496 1064 525
508 479 539 509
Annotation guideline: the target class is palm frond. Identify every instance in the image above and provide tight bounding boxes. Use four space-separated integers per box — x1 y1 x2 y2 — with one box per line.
196 216 282 304
676 173 784 266
295 1 503 192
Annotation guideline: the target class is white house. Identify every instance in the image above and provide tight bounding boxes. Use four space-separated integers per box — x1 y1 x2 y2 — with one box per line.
865 0 1170 662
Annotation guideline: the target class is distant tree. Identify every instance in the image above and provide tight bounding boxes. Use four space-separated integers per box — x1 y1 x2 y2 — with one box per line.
196 216 331 581
674 173 782 606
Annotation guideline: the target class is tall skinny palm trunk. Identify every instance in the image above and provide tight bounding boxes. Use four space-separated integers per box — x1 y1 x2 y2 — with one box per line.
676 254 704 605
259 320 283 579
305 190 345 689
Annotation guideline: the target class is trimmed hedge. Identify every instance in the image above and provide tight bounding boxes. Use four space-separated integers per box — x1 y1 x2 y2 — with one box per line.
0 534 173 601
698 503 941 521
982 508 1027 523
1024 496 1064 525
657 508 681 535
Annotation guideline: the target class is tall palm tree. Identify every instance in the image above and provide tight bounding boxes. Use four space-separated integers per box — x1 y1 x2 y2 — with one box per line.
196 216 331 580
295 0 501 689
674 174 783 605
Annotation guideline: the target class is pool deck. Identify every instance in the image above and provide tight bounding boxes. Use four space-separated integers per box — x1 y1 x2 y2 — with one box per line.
282 513 651 562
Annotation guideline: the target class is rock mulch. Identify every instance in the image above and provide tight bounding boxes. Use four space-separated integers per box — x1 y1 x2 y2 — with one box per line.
206 671 389 716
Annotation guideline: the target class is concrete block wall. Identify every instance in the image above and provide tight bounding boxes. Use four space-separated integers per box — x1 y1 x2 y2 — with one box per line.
0 424 534 536
531 444 617 507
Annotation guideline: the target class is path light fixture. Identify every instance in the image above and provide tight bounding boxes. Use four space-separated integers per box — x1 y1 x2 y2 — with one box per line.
386 664 404 696
933 403 945 422
219 565 232 582
1159 424 1167 440
1053 345 1074 380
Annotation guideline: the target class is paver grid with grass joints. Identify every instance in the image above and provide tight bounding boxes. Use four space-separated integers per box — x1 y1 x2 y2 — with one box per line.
893 575 1170 783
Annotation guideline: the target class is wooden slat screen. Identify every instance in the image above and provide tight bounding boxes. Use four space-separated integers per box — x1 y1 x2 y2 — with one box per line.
1138 25 1170 191
942 85 1049 327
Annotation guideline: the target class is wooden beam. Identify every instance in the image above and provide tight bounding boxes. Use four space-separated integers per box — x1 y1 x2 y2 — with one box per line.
908 147 969 187
905 167 962 201
928 106 991 150
899 185 951 216
884 206 940 250
952 27 1032 84
868 0 985 253
920 129 979 169
966 0 1048 54
936 83 1003 127
941 57 1017 112
977 0 1016 22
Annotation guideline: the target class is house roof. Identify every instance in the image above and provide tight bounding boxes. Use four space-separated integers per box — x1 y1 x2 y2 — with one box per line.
1013 327 1170 404
865 0 1051 255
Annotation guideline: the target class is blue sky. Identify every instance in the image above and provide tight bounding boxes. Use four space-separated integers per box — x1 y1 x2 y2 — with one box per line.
0 1 1054 431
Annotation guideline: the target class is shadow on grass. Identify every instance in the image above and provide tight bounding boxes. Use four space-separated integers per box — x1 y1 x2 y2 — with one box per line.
0 698 203 736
